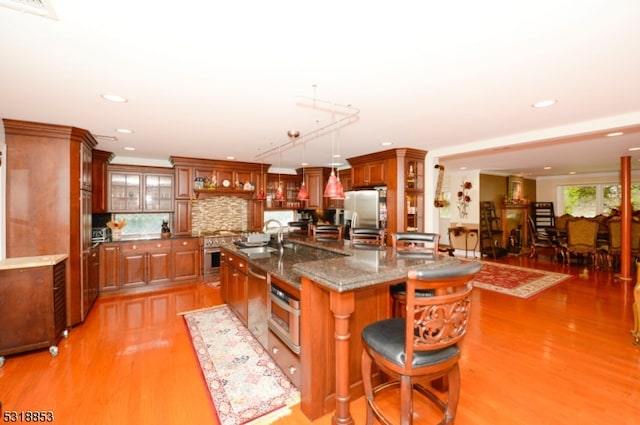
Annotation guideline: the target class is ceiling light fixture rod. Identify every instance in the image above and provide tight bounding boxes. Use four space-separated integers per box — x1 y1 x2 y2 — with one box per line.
256 98 360 160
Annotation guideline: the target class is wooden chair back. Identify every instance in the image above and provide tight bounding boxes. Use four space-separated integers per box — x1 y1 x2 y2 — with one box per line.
402 263 481 372
391 232 440 252
350 227 386 246
566 218 599 253
312 224 343 241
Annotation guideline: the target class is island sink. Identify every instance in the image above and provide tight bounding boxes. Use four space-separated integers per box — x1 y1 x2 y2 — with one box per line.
238 246 278 258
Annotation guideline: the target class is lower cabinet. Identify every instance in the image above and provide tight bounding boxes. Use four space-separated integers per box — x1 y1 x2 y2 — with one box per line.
99 237 200 293
0 260 68 363
121 240 172 288
268 330 301 388
172 237 201 282
220 250 248 325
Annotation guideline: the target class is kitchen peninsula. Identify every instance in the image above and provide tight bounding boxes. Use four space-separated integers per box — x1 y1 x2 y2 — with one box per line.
221 238 463 423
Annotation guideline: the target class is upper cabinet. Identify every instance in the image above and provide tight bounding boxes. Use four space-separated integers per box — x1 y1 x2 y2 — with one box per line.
92 150 114 213
108 165 174 212
352 159 386 188
347 148 427 242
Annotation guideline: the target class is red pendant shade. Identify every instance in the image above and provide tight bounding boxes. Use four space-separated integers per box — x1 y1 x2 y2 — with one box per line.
297 182 309 200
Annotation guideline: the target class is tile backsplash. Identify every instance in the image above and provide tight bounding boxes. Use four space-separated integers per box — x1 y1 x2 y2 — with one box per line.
191 197 248 233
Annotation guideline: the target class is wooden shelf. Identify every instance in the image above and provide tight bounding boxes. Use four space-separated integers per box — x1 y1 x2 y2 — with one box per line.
193 189 255 199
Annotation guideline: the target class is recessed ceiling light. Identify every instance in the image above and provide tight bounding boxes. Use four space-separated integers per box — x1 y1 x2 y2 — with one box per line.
629 147 640 151
116 128 133 134
381 142 393 146
123 146 135 151
101 93 128 103
607 131 624 137
226 156 235 160
532 99 557 108
543 166 552 170
569 171 576 175
301 162 309 166
459 166 467 170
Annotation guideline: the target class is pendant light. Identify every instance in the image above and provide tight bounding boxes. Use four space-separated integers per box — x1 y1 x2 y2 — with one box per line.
256 148 266 200
324 103 341 198
333 108 345 200
274 143 284 201
296 132 309 201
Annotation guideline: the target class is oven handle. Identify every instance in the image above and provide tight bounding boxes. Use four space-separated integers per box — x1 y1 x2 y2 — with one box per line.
270 293 300 314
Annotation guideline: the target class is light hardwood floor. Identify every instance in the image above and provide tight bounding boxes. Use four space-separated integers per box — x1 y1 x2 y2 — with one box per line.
0 256 638 424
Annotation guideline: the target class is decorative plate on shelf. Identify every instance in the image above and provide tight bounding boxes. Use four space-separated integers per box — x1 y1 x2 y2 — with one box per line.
222 179 231 188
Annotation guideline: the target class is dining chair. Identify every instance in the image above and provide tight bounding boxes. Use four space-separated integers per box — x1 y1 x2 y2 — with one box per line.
563 218 599 266
361 261 482 425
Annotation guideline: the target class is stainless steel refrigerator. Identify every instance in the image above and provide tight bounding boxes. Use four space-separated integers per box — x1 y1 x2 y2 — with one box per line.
344 190 381 229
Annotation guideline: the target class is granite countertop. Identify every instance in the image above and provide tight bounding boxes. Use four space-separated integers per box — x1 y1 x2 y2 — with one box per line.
0 254 68 271
223 237 466 293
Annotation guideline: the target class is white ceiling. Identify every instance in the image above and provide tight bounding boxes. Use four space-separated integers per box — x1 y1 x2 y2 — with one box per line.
1 1 640 177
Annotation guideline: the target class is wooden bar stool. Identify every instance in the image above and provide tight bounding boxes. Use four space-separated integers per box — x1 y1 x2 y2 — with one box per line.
390 232 440 317
361 261 482 425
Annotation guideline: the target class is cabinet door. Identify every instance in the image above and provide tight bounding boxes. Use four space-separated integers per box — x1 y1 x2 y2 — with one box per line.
174 200 192 235
121 252 147 288
305 171 324 209
80 143 92 191
143 174 174 211
175 166 192 199
368 161 386 185
172 238 200 282
148 250 171 284
220 252 230 303
109 172 141 211
99 243 120 291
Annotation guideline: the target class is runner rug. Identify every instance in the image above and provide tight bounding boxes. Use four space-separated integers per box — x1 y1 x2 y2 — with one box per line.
471 262 572 298
182 305 300 425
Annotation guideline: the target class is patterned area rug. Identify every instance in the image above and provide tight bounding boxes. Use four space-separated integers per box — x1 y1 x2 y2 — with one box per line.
183 305 300 425
471 262 572 298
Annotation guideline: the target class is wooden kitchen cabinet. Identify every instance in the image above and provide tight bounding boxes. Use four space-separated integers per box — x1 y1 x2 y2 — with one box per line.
4 119 97 327
347 148 427 243
121 240 172 288
266 173 301 207
92 149 114 213
108 165 174 212
0 256 68 365
351 159 386 188
99 243 120 291
220 250 248 325
170 156 268 234
172 237 201 283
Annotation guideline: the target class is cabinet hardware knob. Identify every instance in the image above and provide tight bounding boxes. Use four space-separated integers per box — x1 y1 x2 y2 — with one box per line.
182 241 187 246
272 347 279 355
157 244 161 248
289 366 296 374
132 245 137 249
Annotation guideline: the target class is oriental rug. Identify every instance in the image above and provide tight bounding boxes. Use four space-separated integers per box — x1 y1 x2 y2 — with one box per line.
183 305 300 425
471 262 573 298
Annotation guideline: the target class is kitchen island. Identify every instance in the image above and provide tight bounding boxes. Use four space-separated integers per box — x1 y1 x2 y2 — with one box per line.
221 238 465 424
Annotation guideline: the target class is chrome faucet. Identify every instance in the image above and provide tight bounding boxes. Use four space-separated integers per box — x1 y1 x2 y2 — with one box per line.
262 219 284 249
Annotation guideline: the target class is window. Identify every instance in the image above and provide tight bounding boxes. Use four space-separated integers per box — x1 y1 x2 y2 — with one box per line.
559 184 640 216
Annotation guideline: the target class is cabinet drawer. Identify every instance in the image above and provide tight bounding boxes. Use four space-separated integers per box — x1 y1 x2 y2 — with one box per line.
120 240 171 253
224 251 247 271
171 237 200 250
268 331 301 389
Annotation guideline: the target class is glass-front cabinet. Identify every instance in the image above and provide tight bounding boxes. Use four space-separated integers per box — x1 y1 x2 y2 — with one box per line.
108 165 174 212
143 174 173 211
405 156 425 232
